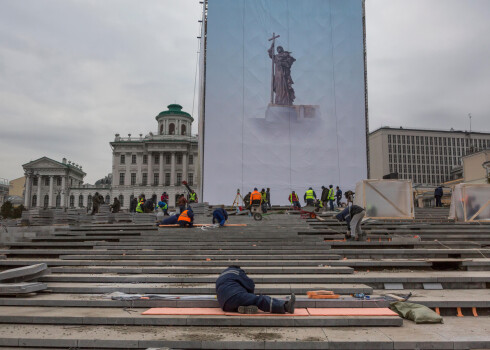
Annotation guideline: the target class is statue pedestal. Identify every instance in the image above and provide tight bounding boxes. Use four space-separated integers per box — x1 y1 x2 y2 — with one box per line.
265 104 320 122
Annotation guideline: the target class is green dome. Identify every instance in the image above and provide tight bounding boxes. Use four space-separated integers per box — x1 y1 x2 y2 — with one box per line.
155 104 193 121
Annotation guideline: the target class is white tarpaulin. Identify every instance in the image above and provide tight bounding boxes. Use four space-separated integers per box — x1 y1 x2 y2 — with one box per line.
354 180 414 219
449 183 490 222
200 0 367 204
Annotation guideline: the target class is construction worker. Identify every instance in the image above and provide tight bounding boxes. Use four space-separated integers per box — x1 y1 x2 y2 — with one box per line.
243 192 251 210
260 188 268 213
161 192 169 203
304 187 316 206
189 190 198 203
327 185 335 211
157 201 168 216
216 266 296 314
289 191 301 209
250 188 262 206
266 188 271 210
336 186 343 207
320 186 329 213
157 213 180 226
212 205 229 227
177 194 188 213
110 197 120 213
136 198 145 213
335 202 366 241
177 207 194 228
91 192 100 215
434 186 443 207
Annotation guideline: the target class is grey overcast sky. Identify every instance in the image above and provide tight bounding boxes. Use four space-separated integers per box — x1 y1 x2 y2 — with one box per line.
0 0 489 184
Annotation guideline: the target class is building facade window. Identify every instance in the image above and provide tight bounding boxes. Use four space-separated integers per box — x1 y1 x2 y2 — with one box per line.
166 154 171 164
105 195 110 203
119 194 124 207
176 173 182 186
154 154 159 164
169 123 175 135
79 195 84 207
189 155 193 164
131 173 136 185
56 194 61 207
143 155 148 164
33 177 38 186
181 124 187 135
188 173 194 186
44 195 49 208
165 173 171 186
119 173 125 185
131 155 136 164
154 173 159 185
142 173 148 186
32 195 37 207
177 154 182 165
120 154 125 164
45 177 50 186
57 177 62 186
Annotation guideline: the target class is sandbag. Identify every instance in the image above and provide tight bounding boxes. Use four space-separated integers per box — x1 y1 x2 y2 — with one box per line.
389 301 443 324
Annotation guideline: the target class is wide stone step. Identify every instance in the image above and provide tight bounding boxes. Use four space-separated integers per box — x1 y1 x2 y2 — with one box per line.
0 306 402 327
0 319 488 349
1 289 488 309
48 266 354 274
44 282 373 294
59 254 342 260
39 271 490 286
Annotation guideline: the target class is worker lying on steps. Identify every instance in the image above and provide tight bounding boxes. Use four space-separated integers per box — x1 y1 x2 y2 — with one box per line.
216 266 296 314
212 205 229 226
177 206 194 228
335 198 366 241
156 214 179 226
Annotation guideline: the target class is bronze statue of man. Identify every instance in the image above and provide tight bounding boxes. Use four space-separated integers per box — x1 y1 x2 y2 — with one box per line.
268 41 296 106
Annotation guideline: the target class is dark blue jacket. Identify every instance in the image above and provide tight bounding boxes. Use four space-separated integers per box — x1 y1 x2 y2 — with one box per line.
336 204 364 226
434 187 443 197
215 266 255 308
161 214 179 225
212 208 228 225
336 189 342 199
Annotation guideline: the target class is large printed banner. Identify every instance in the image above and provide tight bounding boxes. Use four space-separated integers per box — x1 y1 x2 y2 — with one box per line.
200 0 367 205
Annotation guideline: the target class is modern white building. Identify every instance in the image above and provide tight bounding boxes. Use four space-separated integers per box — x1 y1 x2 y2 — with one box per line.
369 127 490 185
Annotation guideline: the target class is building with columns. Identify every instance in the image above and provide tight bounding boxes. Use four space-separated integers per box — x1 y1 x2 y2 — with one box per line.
20 104 199 210
110 104 199 208
22 157 86 209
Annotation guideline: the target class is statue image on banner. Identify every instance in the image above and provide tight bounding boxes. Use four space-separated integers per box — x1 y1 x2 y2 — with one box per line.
268 33 296 106
265 33 320 122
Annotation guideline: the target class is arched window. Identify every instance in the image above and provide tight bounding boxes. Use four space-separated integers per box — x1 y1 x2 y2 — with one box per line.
44 195 49 208
56 194 61 207
78 195 84 207
32 195 37 207
181 124 186 135
160 124 164 134
169 123 175 135
118 194 124 208
88 195 93 208
105 195 110 203
69 195 75 208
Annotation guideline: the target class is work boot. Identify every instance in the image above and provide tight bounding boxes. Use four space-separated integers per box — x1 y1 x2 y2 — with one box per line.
284 293 296 314
238 305 258 314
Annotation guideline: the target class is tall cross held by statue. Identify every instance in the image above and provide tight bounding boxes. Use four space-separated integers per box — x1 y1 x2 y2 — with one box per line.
268 32 280 104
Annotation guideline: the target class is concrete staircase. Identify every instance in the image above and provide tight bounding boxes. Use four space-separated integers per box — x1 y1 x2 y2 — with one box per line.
0 208 489 349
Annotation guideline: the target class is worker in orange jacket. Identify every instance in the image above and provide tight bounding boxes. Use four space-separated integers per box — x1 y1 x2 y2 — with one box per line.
177 207 194 228
250 188 262 206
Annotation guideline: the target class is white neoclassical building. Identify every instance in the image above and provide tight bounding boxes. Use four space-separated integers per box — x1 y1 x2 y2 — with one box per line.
22 157 86 209
110 104 199 208
20 104 199 210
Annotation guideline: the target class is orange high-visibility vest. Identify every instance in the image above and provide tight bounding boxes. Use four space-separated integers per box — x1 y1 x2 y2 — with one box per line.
250 191 262 204
178 210 191 222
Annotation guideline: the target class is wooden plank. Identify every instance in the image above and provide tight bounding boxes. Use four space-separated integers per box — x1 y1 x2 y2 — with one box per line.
159 224 247 227
468 200 490 222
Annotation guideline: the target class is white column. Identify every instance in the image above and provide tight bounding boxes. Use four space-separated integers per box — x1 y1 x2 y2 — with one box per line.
147 152 153 186
170 152 176 186
24 175 31 207
137 153 143 185
159 152 164 185
36 175 42 208
61 176 66 207
48 176 54 207
182 153 188 182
